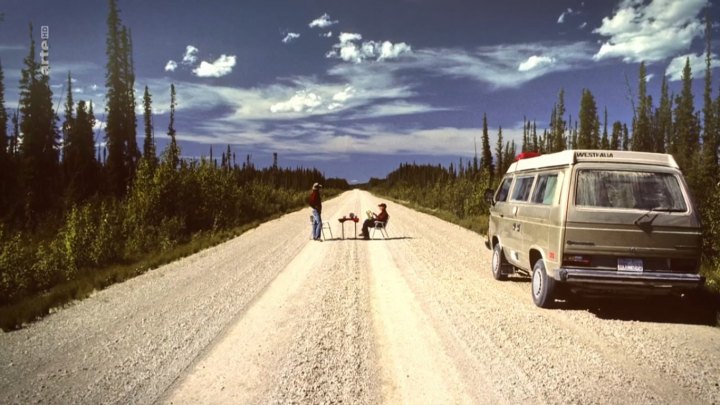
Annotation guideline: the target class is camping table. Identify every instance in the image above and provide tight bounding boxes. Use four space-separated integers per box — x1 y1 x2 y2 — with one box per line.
338 217 359 239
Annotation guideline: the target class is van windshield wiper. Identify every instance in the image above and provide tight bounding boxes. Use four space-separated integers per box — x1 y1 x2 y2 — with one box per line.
634 206 684 225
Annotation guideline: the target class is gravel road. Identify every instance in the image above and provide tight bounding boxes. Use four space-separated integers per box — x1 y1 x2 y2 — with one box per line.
1 190 719 404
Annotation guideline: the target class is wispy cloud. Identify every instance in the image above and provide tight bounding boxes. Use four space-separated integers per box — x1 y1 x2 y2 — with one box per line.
309 13 338 29
282 32 300 44
593 0 706 63
193 54 236 78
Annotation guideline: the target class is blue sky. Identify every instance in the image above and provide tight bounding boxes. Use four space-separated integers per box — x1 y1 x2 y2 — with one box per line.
1 0 719 182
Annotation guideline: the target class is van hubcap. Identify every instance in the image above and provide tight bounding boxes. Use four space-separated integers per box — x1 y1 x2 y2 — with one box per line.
492 250 499 274
532 269 542 297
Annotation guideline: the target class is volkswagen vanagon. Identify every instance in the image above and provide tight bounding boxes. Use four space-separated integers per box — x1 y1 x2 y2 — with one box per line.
485 150 705 308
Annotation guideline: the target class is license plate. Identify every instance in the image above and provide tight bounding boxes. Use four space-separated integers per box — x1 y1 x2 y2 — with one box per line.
618 258 643 272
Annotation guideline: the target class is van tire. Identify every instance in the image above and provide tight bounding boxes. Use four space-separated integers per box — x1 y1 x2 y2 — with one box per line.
491 243 509 281
531 259 556 308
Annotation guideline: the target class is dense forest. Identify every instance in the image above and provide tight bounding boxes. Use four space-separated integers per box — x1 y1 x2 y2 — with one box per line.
0 0 348 314
370 13 720 291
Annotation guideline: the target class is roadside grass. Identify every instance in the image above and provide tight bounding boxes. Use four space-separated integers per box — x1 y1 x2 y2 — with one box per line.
378 194 489 236
0 221 265 331
0 190 344 332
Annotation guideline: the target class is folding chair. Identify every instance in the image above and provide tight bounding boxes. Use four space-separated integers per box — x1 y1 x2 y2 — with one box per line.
309 215 333 240
371 219 389 239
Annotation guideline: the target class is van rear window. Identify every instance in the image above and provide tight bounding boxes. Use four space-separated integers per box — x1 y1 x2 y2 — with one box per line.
532 174 558 205
575 170 687 211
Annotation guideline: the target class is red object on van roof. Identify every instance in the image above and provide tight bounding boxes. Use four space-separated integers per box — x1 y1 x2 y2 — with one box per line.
515 152 541 161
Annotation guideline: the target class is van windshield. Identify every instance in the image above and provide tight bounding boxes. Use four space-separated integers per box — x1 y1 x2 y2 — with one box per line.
576 170 687 211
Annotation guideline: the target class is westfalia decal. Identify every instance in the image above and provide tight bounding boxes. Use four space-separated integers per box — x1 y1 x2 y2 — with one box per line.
575 152 614 158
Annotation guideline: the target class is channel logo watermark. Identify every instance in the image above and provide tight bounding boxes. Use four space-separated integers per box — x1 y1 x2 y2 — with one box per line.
40 25 49 75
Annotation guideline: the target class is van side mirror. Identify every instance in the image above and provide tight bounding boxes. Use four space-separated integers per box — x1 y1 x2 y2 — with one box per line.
484 188 495 205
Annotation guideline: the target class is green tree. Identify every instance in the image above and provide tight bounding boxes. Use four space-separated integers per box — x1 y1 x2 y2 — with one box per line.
495 126 504 179
18 24 59 220
64 100 98 202
701 11 718 193
480 113 494 178
655 75 673 153
167 84 179 169
671 58 700 187
0 57 9 217
105 0 138 196
142 85 156 166
578 89 599 149
622 123 630 151
600 107 609 149
610 121 622 151
632 62 653 151
549 89 567 152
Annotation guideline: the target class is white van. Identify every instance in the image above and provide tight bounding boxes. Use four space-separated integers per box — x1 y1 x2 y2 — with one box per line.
485 150 705 308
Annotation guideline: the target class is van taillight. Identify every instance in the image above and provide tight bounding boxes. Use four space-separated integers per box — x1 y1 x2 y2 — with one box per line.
563 255 591 266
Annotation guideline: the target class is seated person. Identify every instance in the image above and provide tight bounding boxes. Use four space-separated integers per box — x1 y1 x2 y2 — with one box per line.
360 203 389 239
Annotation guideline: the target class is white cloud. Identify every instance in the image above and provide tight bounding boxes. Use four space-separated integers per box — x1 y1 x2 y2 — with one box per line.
593 0 707 62
665 53 720 81
270 90 323 113
327 32 412 63
165 60 178 72
282 32 300 44
182 45 199 65
518 55 556 72
579 22 588 29
557 8 575 24
332 85 355 102
321 31 333 38
309 13 338 29
646 73 654 82
413 42 593 89
193 54 237 78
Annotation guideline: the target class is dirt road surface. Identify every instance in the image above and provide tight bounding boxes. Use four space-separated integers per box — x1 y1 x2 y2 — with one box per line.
1 190 719 404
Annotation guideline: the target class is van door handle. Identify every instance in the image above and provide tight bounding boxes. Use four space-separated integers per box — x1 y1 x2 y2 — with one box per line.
500 214 504 218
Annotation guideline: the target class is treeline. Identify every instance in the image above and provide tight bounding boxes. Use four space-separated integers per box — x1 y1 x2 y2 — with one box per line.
0 0 348 306
371 12 720 288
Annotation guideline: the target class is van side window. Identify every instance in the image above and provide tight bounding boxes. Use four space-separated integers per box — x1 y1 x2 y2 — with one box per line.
531 173 558 205
510 176 535 202
495 177 513 202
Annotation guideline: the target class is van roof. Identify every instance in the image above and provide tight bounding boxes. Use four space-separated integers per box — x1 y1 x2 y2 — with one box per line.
506 149 679 174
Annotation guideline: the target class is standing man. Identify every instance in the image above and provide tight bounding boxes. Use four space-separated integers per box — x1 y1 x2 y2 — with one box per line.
360 203 389 240
309 183 323 241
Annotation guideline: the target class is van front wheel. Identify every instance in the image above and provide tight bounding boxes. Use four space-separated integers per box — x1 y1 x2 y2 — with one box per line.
491 244 509 281
531 259 556 308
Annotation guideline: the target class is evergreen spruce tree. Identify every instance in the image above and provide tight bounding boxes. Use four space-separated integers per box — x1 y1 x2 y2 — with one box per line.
18 24 59 219
656 75 672 153
632 62 653 151
65 100 98 201
495 126 504 179
622 123 630 151
601 107 609 149
610 121 622 151
531 121 538 152
578 89 599 149
62 71 74 179
167 83 179 169
480 113 494 178
0 58 9 215
672 58 700 184
701 11 718 191
550 89 567 152
105 0 137 196
142 85 156 165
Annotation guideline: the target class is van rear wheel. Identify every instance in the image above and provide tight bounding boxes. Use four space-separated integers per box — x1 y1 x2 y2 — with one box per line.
532 259 556 308
491 244 509 281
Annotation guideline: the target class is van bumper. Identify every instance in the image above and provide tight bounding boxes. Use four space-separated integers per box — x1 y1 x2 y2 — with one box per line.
555 268 705 292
